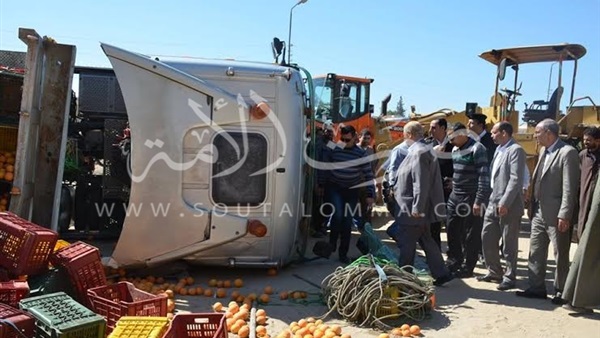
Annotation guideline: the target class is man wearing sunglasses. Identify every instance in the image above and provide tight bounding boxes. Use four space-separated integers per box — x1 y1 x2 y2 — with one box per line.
317 125 375 264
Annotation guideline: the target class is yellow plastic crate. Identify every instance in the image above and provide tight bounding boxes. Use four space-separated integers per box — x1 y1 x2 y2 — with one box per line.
0 125 18 152
107 317 169 338
53 239 71 252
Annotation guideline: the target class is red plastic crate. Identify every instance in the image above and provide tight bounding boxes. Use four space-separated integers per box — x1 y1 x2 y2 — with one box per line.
0 212 58 277
0 269 9 282
0 281 29 308
0 303 35 338
163 313 227 338
87 281 167 333
50 241 106 308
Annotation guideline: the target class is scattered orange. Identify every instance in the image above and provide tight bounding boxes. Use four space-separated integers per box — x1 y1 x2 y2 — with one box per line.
409 325 421 335
256 325 267 336
233 278 244 288
279 291 289 300
238 325 250 338
212 302 223 312
216 288 227 298
267 267 277 276
264 286 274 295
258 294 270 304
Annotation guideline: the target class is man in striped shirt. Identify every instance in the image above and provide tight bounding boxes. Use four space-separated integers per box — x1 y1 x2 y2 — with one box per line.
446 122 491 278
317 125 375 264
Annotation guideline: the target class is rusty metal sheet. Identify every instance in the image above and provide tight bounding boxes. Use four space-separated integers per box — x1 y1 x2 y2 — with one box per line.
9 28 76 231
31 42 76 228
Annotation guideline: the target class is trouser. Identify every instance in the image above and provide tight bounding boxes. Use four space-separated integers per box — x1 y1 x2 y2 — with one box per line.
446 192 482 272
392 223 450 279
311 190 326 233
359 187 372 225
430 221 442 250
327 186 360 257
527 208 572 293
482 208 521 282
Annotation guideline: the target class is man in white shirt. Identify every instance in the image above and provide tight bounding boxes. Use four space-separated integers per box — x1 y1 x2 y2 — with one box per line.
480 122 526 291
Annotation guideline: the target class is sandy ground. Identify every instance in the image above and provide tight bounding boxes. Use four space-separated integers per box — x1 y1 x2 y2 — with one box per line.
97 206 600 338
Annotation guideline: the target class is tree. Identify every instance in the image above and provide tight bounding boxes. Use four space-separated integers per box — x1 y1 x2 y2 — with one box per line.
396 96 406 117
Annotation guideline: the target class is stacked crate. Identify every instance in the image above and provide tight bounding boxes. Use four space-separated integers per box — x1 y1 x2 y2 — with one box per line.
0 212 58 278
19 292 106 338
87 282 167 334
107 317 169 338
0 303 34 338
163 313 227 338
49 241 107 308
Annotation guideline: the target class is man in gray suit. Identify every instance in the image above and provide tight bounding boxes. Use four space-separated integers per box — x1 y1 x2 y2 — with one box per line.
391 121 454 286
479 122 526 291
516 119 579 304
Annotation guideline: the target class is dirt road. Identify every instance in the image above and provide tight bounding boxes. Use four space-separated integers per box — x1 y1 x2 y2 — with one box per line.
99 206 600 337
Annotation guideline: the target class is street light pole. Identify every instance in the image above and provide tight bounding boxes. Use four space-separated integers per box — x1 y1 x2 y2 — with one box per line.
287 0 308 64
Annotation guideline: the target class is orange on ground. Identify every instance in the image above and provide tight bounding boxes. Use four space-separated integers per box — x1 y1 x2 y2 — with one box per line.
259 294 270 304
409 325 421 335
216 288 227 298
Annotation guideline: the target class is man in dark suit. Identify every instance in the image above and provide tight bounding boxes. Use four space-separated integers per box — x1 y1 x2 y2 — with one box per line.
427 118 453 249
468 113 497 165
516 119 579 304
468 113 497 262
480 122 526 291
391 121 454 286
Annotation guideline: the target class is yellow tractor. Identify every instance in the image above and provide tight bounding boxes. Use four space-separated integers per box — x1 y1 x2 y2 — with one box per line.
476 43 598 173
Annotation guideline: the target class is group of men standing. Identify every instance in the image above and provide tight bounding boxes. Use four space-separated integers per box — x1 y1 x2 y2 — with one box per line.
314 114 600 313
384 115 600 312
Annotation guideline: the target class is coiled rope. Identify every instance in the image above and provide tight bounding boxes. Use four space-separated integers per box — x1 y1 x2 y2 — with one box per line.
319 255 434 330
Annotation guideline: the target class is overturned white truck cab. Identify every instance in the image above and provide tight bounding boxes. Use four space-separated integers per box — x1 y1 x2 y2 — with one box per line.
101 44 314 269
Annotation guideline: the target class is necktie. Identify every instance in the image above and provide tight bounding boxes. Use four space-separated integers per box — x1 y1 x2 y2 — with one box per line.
543 149 551 172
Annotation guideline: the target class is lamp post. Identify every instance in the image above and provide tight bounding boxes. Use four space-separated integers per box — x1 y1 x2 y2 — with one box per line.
288 0 308 64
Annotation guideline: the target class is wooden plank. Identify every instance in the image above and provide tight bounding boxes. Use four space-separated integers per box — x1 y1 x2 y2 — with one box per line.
31 42 76 229
9 28 43 219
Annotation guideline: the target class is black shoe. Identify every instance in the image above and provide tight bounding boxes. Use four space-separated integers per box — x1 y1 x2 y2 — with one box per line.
445 260 461 273
329 242 337 253
476 274 503 283
551 292 568 305
497 280 516 291
562 303 594 314
433 273 455 286
311 231 325 238
455 268 474 279
516 289 547 299
339 255 350 264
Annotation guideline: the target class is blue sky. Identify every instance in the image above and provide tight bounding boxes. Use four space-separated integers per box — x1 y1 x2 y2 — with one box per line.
1 0 599 117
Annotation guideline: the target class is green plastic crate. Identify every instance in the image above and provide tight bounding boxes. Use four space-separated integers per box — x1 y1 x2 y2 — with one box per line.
18 292 106 338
